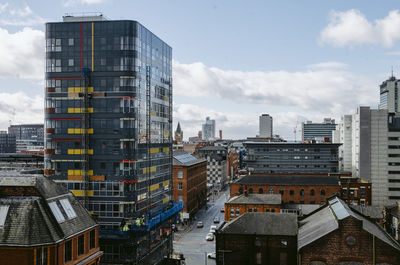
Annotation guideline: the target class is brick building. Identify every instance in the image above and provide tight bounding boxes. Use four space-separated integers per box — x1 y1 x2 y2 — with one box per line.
224 194 281 221
340 176 372 206
0 174 102 265
299 197 400 265
173 151 207 218
228 151 239 181
230 175 340 205
216 212 298 265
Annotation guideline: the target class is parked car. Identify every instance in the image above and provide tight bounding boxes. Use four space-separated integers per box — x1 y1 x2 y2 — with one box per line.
197 221 204 228
220 207 225 212
213 216 220 223
207 252 216 259
206 233 214 241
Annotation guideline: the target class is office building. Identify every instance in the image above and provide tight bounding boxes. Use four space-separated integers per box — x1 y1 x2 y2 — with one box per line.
333 115 352 172
202 117 215 141
0 131 16 153
0 174 102 265
8 124 44 153
379 75 400 112
301 118 336 142
259 114 273 138
197 146 228 189
244 142 340 174
334 106 400 206
44 15 180 264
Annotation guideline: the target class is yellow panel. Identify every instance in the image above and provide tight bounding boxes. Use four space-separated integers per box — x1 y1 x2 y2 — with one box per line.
89 211 94 214
150 166 156 172
163 180 170 186
162 197 169 204
68 169 93 176
162 96 169 102
68 128 94 134
67 108 93 113
163 130 170 136
149 147 159 154
143 168 147 174
67 149 93 155
68 87 94 93
150 184 159 191
162 147 170 152
150 111 156 116
71 190 94 196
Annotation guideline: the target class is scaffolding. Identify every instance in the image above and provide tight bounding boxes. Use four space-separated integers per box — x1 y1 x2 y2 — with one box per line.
81 67 91 209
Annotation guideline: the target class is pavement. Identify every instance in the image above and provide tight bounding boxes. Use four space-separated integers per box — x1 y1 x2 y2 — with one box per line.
173 189 229 265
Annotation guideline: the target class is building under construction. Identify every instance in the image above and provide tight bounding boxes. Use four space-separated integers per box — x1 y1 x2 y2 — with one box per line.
44 14 181 264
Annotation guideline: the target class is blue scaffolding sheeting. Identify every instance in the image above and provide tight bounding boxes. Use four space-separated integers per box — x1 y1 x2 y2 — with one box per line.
131 201 183 231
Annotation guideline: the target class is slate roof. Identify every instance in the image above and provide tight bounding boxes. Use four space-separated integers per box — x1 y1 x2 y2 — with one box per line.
350 205 383 220
298 197 400 251
226 194 281 205
220 212 298 236
236 175 340 186
0 174 97 247
173 151 206 167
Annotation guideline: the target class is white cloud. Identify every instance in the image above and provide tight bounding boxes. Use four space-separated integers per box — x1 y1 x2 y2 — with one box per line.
0 3 46 26
0 27 44 79
64 0 105 7
320 9 400 47
308 61 348 70
0 92 43 130
173 61 377 115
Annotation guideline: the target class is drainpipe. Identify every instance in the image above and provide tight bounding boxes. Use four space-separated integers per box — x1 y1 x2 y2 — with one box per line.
372 235 375 265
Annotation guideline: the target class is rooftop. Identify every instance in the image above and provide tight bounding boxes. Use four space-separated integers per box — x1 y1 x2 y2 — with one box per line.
198 146 227 151
226 194 281 205
235 175 340 186
244 141 340 146
0 174 97 247
220 212 298 236
298 197 400 251
173 151 206 166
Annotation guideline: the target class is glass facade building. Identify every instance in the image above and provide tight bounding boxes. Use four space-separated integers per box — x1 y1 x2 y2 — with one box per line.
44 15 176 264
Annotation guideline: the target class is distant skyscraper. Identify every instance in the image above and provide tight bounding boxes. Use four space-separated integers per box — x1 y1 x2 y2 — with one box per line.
202 117 215 141
302 118 336 142
379 75 400 112
259 114 273 138
175 122 183 143
0 131 16 153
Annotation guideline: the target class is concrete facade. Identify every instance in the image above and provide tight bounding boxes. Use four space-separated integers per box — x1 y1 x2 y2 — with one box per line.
259 114 273 138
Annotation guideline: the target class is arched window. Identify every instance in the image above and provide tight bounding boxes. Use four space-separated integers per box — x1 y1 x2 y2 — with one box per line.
271 209 275 212
290 190 294 196
259 188 263 194
321 189 326 196
300 189 305 196
279 189 284 195
310 189 315 196
269 188 274 194
239 187 243 194
249 188 253 194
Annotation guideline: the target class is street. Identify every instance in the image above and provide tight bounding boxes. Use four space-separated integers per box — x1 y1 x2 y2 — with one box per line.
173 188 230 265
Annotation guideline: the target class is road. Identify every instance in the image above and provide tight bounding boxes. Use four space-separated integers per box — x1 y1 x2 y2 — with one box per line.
173 188 230 265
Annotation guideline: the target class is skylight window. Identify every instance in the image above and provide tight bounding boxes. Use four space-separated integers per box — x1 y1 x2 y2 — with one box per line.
0 205 9 227
60 198 77 219
49 201 65 223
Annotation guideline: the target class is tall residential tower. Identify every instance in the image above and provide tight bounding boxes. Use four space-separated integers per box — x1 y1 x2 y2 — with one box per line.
44 15 180 264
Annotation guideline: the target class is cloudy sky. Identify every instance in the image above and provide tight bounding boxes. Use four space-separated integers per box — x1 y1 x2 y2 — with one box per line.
0 1 399 140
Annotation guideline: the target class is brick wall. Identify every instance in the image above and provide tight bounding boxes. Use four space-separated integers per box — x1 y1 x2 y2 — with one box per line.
230 183 340 204
300 217 400 265
224 203 281 221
